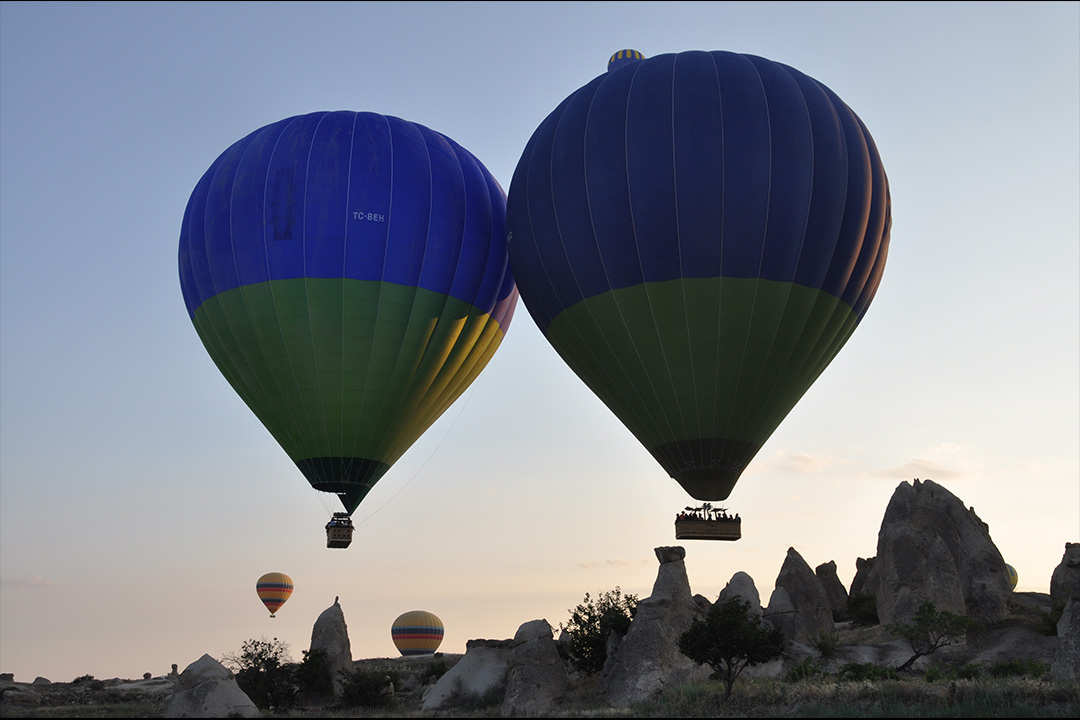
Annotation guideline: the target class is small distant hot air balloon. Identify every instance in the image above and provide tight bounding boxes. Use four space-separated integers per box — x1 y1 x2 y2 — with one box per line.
178 111 517 536
256 572 293 617
506 49 890 534
1005 564 1019 592
391 610 444 656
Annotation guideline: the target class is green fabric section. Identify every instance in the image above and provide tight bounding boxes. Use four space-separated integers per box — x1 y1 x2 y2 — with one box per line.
544 277 860 456
192 278 508 476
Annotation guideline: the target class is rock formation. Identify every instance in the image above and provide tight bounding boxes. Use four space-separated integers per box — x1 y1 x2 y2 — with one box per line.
763 585 796 639
502 619 569 716
1052 599 1080 681
765 547 834 642
872 478 1010 625
1051 543 1080 608
717 571 763 616
308 597 353 698
163 654 260 718
848 556 875 598
599 546 709 706
422 638 512 711
815 560 849 620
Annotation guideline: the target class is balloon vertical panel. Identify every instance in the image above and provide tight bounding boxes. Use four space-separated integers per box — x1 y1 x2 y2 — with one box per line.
180 111 517 515
507 51 890 502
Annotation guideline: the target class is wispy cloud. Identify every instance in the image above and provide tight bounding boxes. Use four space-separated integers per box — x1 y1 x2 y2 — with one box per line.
872 458 969 481
745 450 848 475
1 576 54 589
872 442 984 482
576 558 651 569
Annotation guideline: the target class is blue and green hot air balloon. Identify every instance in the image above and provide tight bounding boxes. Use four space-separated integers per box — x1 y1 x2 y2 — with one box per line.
179 111 517 518
507 50 891 504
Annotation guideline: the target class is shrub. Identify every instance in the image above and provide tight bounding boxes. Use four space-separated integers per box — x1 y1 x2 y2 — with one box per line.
847 592 880 626
558 586 638 675
810 631 842 664
295 648 334 701
438 676 506 711
337 667 398 709
989 659 1050 679
785 656 825 682
835 662 899 682
678 598 786 700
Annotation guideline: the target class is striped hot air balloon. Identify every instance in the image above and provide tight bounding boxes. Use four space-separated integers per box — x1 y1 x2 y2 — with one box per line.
179 111 517 518
391 610 444 656
507 50 890 505
1005 564 1019 591
256 572 293 617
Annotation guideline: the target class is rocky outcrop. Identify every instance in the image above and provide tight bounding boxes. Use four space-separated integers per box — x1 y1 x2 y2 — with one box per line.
163 654 260 718
502 619 569 716
308 597 353 698
1051 543 1080 608
766 547 834 642
849 557 875 598
816 561 849 620
599 546 709 706
717 571 763 616
422 639 512 711
1052 599 1080 681
872 478 1011 625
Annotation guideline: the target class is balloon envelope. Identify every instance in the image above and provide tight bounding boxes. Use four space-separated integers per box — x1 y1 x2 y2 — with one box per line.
1005 564 1018 591
179 111 517 513
391 610 444 656
506 50 891 501
256 572 293 616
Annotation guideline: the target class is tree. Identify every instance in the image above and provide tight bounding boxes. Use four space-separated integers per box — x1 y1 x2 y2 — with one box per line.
558 587 638 674
223 637 298 710
888 601 982 672
678 598 786 700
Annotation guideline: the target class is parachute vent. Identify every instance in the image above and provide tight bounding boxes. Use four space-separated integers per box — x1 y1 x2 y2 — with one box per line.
608 48 644 72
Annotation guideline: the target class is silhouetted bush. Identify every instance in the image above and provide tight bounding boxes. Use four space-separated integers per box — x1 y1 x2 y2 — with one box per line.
337 667 399 709
225 637 298 710
558 586 638 675
847 592 880 626
678 598 786 700
295 648 334 701
784 656 825 682
836 662 899 682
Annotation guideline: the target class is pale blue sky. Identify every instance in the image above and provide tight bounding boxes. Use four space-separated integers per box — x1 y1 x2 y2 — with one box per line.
1 1 1077 682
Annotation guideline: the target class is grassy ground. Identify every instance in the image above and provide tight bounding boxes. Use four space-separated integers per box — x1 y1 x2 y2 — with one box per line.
2 675 1078 718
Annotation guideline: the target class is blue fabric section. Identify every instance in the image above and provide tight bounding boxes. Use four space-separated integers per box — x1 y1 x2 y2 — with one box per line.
627 53 682 284
672 51 725 277
345 114 394 285
179 111 514 319
749 55 815 283
701 52 772 279
585 67 640 293
506 50 891 333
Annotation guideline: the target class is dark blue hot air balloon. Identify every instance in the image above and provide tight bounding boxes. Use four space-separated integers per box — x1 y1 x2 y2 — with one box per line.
506 50 891 503
179 111 517 516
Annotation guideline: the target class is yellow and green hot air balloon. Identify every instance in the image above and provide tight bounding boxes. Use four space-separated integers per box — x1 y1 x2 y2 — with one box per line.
256 572 293 617
1005 564 1018 592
